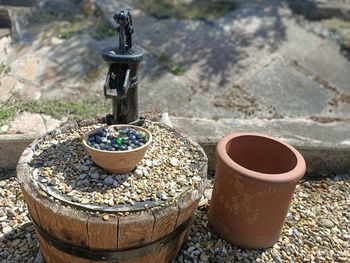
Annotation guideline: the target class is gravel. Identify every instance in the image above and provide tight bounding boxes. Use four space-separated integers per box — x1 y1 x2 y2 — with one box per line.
29 122 205 209
0 176 39 263
1 173 349 262
174 174 350 263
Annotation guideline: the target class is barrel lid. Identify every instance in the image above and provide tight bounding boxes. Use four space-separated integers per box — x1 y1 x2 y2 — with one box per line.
24 121 207 214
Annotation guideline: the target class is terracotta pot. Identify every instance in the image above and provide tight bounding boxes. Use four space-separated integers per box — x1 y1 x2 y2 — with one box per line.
82 125 152 173
209 132 306 249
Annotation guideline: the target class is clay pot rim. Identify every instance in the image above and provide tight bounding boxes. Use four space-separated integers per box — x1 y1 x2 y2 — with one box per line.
82 124 152 154
217 132 306 183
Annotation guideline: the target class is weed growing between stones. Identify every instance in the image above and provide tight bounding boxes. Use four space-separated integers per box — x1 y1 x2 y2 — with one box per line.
321 18 350 48
1 97 110 124
0 104 16 127
156 54 185 76
0 62 11 77
19 99 110 120
132 0 237 20
28 3 115 40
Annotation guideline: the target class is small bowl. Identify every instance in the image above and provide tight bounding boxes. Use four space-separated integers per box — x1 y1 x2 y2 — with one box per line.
82 124 152 173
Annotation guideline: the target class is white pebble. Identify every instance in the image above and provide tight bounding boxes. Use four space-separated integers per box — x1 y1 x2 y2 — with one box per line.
170 157 178 166
2 225 13 234
145 160 153 167
134 169 143 177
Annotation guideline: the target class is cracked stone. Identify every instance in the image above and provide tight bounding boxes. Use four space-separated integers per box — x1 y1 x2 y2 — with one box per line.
8 112 60 136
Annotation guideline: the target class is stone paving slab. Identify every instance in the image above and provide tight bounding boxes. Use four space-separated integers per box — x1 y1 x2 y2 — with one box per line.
278 19 323 62
95 0 350 121
0 75 17 102
8 112 61 136
96 0 288 92
0 133 36 169
241 59 335 117
300 41 350 94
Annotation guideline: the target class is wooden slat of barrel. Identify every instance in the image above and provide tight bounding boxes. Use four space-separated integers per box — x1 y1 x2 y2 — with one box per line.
17 165 39 224
27 193 60 263
42 242 67 263
35 234 52 263
118 211 155 250
175 193 200 228
87 214 120 263
17 165 53 263
33 195 70 262
55 207 91 263
122 229 188 263
55 207 90 248
87 214 119 250
121 206 180 263
152 206 182 262
151 206 179 241
33 193 91 263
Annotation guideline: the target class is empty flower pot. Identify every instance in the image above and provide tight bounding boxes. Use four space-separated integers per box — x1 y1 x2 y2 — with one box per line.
82 125 152 173
209 132 306 249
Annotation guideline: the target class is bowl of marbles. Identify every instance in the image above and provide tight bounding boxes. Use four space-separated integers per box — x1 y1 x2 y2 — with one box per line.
82 125 152 173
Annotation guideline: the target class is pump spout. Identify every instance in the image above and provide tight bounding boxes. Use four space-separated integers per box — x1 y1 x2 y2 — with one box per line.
104 66 130 98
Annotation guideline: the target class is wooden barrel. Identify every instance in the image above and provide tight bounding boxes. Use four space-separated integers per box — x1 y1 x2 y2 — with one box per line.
17 121 207 263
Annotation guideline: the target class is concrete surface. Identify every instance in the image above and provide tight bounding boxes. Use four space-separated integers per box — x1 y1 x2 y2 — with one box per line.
0 134 36 169
2 116 350 176
0 0 350 173
170 117 350 174
288 0 350 20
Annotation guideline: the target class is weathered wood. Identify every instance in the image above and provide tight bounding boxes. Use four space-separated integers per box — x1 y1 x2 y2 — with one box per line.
165 228 188 262
120 206 180 263
35 232 52 263
17 166 52 263
17 120 208 262
53 206 91 263
151 205 179 241
87 214 119 250
122 229 188 263
175 192 201 229
118 211 155 250
33 195 69 263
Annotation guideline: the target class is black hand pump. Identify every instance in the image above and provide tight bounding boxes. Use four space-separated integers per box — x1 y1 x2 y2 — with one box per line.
102 9 143 124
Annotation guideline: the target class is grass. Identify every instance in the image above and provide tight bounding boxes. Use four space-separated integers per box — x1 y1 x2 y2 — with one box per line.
20 99 110 120
322 18 350 46
56 20 87 39
0 98 111 127
156 54 185 75
90 19 116 40
0 104 16 127
132 0 237 20
0 62 11 77
29 5 115 40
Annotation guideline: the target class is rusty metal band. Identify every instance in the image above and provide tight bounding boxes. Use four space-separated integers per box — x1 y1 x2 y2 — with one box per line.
31 216 192 261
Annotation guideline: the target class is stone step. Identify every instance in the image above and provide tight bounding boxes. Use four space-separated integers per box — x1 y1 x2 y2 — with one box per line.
0 27 10 38
169 116 350 174
0 0 37 7
289 0 350 20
